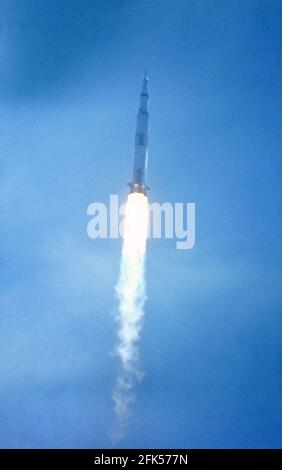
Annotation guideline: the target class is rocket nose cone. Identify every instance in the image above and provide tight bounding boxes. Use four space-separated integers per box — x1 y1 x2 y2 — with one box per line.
141 76 149 95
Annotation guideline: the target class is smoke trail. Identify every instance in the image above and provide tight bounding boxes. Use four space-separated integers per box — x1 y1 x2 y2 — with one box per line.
112 192 148 440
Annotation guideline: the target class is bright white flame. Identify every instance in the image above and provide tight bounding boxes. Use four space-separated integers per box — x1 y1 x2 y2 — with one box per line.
122 193 148 258
112 193 148 440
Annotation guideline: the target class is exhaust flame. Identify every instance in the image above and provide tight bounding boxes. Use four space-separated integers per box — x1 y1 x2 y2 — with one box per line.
112 192 148 440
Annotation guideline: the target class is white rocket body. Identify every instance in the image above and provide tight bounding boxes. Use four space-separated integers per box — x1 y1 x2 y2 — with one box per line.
129 75 149 195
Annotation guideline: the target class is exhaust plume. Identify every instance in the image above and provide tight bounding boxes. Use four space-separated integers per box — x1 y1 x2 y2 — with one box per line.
112 192 148 440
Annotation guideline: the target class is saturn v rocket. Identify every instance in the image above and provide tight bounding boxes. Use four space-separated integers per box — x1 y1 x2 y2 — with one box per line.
129 73 149 196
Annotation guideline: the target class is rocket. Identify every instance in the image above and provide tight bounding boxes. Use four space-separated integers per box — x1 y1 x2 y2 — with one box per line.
129 73 149 195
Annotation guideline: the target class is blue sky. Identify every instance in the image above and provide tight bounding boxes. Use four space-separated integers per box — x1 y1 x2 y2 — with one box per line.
0 0 281 448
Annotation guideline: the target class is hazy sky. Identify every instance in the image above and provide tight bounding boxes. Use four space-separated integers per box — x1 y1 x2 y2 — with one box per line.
0 0 281 448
